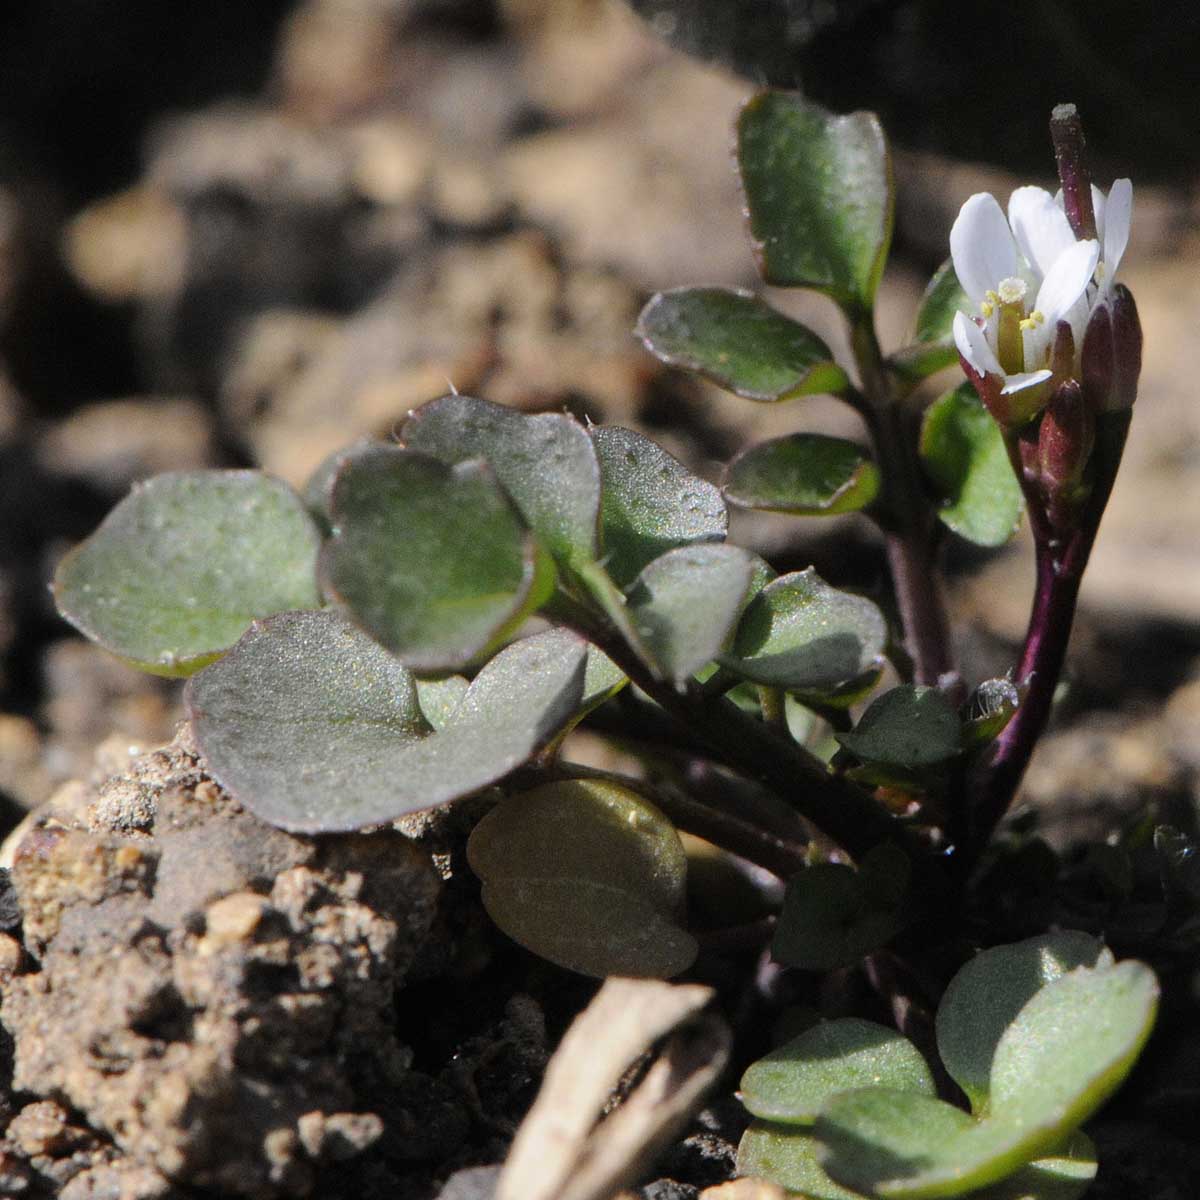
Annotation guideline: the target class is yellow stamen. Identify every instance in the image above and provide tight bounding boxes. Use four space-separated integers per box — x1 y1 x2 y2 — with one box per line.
1018 309 1046 332
980 300 995 318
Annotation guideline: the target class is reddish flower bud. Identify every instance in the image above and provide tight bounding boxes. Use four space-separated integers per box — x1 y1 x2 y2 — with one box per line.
1082 285 1142 412
1037 380 1095 528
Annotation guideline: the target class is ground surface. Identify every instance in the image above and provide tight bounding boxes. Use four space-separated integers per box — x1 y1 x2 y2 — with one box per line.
1 2 1198 1196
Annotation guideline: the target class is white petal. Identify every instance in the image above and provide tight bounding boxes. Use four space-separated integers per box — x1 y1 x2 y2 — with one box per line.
1034 239 1100 324
1008 186 1075 279
1103 179 1132 277
1000 369 1053 396
950 193 1018 303
1091 184 1106 244
954 311 1002 376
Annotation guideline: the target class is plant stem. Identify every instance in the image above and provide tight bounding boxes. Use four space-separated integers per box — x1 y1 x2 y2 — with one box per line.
966 412 1130 858
850 319 959 698
583 621 924 868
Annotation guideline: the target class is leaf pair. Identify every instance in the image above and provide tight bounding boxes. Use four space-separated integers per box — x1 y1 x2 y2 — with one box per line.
738 932 1159 1199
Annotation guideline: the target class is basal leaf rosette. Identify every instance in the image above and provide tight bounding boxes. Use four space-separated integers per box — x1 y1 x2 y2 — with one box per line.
54 470 323 676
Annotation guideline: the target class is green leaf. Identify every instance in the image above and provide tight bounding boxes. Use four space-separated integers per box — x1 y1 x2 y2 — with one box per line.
415 675 469 732
322 445 554 672
591 423 727 589
722 569 887 692
301 437 375 533
627 544 755 685
816 1088 1015 1199
739 1124 1095 1200
973 1132 1097 1200
724 434 880 515
403 393 601 569
772 861 903 971
914 260 969 346
819 960 1158 1199
837 686 961 769
920 384 1024 548
737 1123 867 1200
636 287 848 402
988 959 1159 1127
187 613 588 831
737 91 892 310
54 470 323 677
467 777 697 979
741 1018 935 1125
935 932 1112 1114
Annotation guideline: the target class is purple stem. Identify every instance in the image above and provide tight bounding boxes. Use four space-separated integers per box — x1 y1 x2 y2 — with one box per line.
966 412 1130 857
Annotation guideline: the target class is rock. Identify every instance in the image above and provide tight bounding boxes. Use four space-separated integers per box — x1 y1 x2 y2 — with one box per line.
1 728 442 1197
37 398 215 493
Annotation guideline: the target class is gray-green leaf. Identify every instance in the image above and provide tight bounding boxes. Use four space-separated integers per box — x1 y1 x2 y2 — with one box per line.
741 1018 934 1125
592 423 727 589
627 544 755 685
935 932 1111 1114
724 434 879 515
186 612 588 831
467 777 697 979
322 444 554 672
737 91 892 310
636 287 847 402
54 470 323 677
721 568 887 692
403 393 601 569
837 686 962 769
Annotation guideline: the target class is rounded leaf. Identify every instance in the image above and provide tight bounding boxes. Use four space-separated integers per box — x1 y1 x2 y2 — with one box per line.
322 445 553 672
737 91 892 309
725 434 880 515
636 287 847 402
920 383 1024 548
721 568 887 692
737 1123 865 1200
936 932 1112 1113
467 777 697 979
837 686 962 769
818 1088 1099 1200
989 959 1159 1129
741 1018 935 1125
772 863 902 971
627 543 756 685
973 1132 1096 1200
592 423 727 589
403 393 601 569
187 614 588 831
54 470 323 676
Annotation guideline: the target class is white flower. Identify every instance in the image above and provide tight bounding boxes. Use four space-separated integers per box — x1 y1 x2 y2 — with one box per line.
949 180 1132 423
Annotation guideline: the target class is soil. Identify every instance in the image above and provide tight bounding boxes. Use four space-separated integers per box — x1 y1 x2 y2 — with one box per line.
1 2 1199 1197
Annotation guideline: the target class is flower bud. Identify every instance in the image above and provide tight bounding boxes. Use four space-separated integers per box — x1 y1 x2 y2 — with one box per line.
1037 380 1095 527
1082 284 1142 412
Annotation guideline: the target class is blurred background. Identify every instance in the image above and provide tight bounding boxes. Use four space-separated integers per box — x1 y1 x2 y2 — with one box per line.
1 0 1198 843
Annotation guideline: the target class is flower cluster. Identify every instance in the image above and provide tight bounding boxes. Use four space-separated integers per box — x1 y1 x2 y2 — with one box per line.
950 180 1134 426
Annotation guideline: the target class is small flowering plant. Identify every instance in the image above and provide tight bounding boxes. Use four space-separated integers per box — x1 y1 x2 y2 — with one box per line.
51 95 1182 1198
